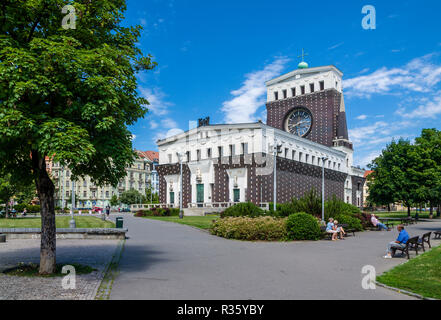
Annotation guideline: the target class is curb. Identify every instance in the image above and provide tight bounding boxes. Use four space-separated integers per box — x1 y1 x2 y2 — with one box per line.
94 238 126 300
375 281 438 300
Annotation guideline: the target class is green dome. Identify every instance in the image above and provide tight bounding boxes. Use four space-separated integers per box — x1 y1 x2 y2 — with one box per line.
298 61 309 69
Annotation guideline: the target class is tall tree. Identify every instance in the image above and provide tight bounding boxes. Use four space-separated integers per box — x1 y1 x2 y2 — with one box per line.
368 139 419 216
414 129 441 218
0 0 155 273
119 189 145 206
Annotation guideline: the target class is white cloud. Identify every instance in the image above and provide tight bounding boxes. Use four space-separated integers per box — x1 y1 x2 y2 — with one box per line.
343 54 441 98
149 120 158 129
328 42 344 50
139 87 174 116
221 57 290 124
398 95 441 119
349 121 389 144
356 114 368 120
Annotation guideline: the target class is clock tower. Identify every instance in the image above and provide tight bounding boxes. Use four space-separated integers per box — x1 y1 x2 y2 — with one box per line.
265 62 352 150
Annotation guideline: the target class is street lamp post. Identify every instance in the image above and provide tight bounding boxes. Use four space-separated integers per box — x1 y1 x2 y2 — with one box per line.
70 180 76 228
177 153 184 219
273 143 282 212
61 166 65 211
321 156 328 223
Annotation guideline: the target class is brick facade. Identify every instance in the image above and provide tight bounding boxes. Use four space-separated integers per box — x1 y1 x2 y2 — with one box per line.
266 89 342 148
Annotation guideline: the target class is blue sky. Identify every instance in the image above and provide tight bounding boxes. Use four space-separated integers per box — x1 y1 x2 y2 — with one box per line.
125 0 441 168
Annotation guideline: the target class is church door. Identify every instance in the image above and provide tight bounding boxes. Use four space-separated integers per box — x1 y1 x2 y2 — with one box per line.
197 184 204 207
233 189 240 203
169 192 175 207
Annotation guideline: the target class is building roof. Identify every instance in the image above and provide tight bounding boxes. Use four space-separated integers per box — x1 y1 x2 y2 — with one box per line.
135 150 159 162
265 65 343 86
364 170 374 178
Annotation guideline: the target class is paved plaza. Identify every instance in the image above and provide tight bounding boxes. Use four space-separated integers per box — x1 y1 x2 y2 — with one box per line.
0 239 119 300
110 215 441 300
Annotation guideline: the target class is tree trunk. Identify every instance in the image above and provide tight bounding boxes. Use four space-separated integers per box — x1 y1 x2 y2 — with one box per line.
387 204 391 212
407 205 411 217
5 200 9 219
32 151 56 274
437 205 441 218
429 203 434 219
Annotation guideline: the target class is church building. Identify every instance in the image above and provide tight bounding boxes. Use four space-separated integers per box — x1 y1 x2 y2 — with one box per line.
156 59 365 213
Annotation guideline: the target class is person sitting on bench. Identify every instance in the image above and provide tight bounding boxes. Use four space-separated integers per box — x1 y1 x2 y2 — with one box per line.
326 218 338 241
384 225 409 259
371 214 390 231
333 219 346 240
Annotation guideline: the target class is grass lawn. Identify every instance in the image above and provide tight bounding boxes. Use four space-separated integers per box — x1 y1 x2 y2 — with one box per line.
0 216 115 228
377 245 441 300
375 211 440 219
3 263 97 277
143 215 219 230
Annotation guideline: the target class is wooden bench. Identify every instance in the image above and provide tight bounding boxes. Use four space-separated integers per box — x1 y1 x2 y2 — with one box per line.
416 232 432 252
391 236 419 259
434 231 441 240
320 224 355 240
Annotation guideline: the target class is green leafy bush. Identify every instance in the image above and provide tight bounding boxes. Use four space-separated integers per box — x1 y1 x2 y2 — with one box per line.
13 203 27 212
26 205 40 213
286 212 322 241
334 214 363 231
134 210 146 217
134 208 180 217
221 202 264 218
324 195 361 220
210 216 287 241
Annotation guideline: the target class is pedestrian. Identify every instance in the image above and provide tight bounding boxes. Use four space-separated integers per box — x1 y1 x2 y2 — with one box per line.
106 205 110 219
22 207 27 217
384 225 409 259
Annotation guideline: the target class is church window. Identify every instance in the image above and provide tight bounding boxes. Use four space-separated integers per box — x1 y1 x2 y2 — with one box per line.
320 81 325 91
284 148 289 158
282 89 287 99
229 144 235 156
241 143 248 155
292 150 296 160
291 87 296 97
312 156 315 165
309 83 315 93
218 146 223 157
274 91 279 100
186 151 191 162
338 163 341 170
300 86 305 95
336 81 338 89
207 148 212 158
197 149 201 161
299 152 303 162
305 154 309 163
346 158 349 167
168 154 172 163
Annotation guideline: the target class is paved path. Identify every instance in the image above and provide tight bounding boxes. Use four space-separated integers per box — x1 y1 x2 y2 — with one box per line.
110 215 441 300
0 239 119 300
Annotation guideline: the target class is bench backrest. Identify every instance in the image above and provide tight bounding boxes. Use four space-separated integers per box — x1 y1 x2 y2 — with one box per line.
422 232 432 240
407 236 419 246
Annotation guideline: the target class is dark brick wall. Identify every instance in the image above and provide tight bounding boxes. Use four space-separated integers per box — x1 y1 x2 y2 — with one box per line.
157 163 192 207
351 175 366 208
266 89 342 147
158 154 348 207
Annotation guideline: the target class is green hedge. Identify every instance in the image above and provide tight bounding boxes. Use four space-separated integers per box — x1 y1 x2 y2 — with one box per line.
134 208 180 217
334 214 363 231
210 216 287 241
286 212 322 241
220 202 264 218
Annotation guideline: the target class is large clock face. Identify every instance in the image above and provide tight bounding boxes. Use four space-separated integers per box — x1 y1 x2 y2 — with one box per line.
285 108 313 137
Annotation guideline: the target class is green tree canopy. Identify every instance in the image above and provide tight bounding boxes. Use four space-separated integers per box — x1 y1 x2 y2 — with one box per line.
0 0 155 273
119 189 145 206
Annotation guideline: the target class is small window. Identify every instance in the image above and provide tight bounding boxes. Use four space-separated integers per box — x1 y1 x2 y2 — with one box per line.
83 191 87 197
336 81 338 89
292 150 296 160
229 144 235 156
241 143 248 155
305 154 309 163
197 149 201 161
319 81 325 91
291 87 296 97
186 151 191 162
299 152 303 162
300 86 305 95
312 156 315 165
284 148 289 158
274 91 279 101
310 83 315 93
282 89 287 99
168 154 172 163
207 148 212 158
218 146 223 157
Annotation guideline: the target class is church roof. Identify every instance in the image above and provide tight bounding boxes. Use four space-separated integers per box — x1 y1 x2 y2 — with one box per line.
265 65 343 86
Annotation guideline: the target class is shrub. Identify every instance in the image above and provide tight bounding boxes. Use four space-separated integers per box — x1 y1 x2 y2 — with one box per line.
286 212 322 241
324 195 361 220
334 214 363 231
13 203 27 212
26 205 40 213
210 216 287 241
221 202 264 218
134 210 146 217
